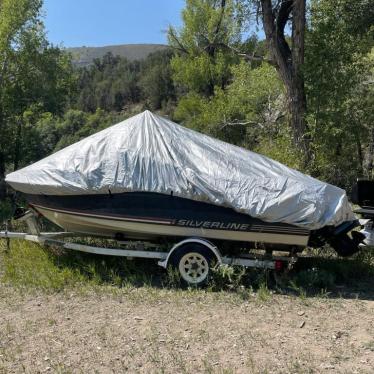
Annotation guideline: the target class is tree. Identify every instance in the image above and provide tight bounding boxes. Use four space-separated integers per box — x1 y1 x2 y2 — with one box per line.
168 0 241 97
0 0 76 199
238 0 374 169
75 53 141 112
0 0 43 199
174 62 289 150
304 0 374 187
139 50 176 110
258 0 310 159
168 0 311 159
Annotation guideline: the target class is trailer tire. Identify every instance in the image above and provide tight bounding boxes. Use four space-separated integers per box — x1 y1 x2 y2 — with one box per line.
170 243 215 287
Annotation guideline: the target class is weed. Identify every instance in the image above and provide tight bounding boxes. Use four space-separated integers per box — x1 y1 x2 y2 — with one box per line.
164 265 182 288
0 238 166 292
209 264 245 290
294 268 335 290
256 281 271 302
208 264 270 295
289 280 307 300
1 240 85 291
1 235 374 300
363 340 374 351
236 284 253 300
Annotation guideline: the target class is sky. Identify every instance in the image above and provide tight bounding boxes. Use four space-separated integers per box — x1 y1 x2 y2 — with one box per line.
43 0 185 48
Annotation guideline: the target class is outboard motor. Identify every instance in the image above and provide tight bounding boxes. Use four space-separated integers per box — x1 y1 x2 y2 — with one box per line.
309 219 365 257
310 179 373 257
327 226 366 257
352 179 374 247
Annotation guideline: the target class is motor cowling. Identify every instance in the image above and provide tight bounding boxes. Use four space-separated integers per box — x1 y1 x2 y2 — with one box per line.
309 220 366 257
328 231 365 257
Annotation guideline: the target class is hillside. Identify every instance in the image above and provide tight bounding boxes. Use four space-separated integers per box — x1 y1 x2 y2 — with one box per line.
67 43 169 66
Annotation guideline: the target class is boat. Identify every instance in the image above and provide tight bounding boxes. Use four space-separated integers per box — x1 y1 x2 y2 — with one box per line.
5 110 365 257
24 191 311 247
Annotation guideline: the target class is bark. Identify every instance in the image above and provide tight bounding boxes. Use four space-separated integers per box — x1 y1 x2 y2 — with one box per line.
0 150 6 201
260 0 311 159
13 118 22 172
355 134 363 177
0 103 6 200
367 128 374 178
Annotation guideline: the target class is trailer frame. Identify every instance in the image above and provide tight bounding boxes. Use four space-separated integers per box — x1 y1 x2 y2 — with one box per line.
0 210 298 286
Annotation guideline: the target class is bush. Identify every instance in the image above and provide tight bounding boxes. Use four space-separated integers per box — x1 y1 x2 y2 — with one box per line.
0 198 13 222
293 268 336 290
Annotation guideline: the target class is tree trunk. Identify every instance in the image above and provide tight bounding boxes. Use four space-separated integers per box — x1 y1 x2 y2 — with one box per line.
13 118 22 172
0 102 6 200
367 128 374 178
260 0 311 160
288 80 309 153
290 0 310 157
0 151 6 201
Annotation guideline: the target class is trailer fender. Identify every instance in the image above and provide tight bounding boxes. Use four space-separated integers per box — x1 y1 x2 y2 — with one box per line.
158 238 222 269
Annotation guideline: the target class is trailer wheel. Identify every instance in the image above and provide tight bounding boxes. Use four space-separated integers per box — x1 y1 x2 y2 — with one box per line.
170 244 214 287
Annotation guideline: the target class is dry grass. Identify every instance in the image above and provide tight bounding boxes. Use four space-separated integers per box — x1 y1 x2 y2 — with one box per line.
0 239 374 372
0 284 373 373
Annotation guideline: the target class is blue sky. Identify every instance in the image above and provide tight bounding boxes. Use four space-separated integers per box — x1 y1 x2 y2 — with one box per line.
43 0 185 47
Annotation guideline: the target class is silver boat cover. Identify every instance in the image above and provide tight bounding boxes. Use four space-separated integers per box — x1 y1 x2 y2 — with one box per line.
6 110 355 229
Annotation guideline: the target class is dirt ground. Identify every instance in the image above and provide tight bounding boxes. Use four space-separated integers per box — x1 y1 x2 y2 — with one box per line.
0 285 373 373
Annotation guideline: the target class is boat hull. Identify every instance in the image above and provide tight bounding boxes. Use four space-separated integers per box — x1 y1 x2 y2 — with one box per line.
26 192 310 246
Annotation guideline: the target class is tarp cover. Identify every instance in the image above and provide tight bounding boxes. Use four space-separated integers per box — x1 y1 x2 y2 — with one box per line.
6 110 355 230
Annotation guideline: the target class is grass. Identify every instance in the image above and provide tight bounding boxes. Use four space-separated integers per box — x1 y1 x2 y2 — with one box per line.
363 340 374 351
0 242 373 374
0 239 165 293
1 237 374 299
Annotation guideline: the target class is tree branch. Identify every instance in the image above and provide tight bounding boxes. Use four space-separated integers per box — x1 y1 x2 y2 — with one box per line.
213 0 226 43
219 118 263 130
168 27 188 54
217 43 275 65
275 0 292 63
276 0 293 32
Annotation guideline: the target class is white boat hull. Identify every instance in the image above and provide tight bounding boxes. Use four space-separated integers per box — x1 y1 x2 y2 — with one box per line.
35 205 310 246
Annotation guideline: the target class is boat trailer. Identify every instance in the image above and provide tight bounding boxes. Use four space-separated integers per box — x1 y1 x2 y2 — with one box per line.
0 210 299 286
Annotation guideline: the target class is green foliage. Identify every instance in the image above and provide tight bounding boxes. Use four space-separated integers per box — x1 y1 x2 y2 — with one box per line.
170 0 374 183
33 109 129 157
305 0 374 188
68 44 168 66
286 247 374 295
0 198 12 222
0 239 162 292
139 50 176 110
254 129 304 171
0 0 76 193
293 268 335 290
74 50 176 113
1 240 86 291
75 53 141 112
174 62 301 168
1 236 373 296
169 0 241 96
168 0 301 166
